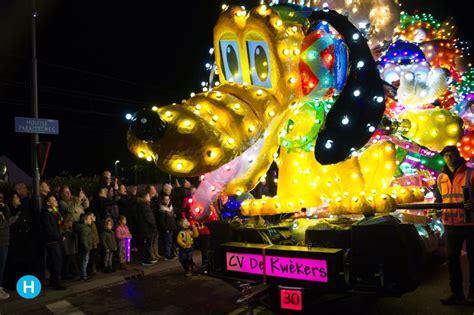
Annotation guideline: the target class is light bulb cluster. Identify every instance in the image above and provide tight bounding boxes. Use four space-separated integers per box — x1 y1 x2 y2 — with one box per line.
457 130 474 161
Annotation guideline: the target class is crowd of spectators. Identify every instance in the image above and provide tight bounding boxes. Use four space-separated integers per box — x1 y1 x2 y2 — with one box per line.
0 171 206 300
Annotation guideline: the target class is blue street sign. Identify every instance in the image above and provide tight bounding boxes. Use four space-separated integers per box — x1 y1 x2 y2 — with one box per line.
15 117 59 135
16 275 42 299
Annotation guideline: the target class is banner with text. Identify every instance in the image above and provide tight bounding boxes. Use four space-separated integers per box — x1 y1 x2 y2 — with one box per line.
226 252 328 282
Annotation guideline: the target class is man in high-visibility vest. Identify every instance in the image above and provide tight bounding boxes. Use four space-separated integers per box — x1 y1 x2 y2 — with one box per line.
437 146 474 305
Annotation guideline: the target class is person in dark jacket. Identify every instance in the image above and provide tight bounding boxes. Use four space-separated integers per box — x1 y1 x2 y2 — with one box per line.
75 212 93 280
41 195 66 290
137 192 158 266
5 189 35 289
159 195 177 260
146 185 161 260
117 185 139 248
88 213 100 276
0 192 11 299
90 187 117 231
60 214 79 280
172 179 191 215
101 218 117 273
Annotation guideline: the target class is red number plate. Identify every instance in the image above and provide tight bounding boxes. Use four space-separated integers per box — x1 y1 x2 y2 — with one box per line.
280 288 302 311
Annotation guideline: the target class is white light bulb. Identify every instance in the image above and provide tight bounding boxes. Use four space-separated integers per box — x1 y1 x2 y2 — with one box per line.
353 89 361 97
356 61 364 68
352 33 360 40
342 115 349 125
325 140 333 149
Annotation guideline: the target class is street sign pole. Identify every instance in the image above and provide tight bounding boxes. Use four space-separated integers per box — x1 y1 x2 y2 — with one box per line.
31 0 41 214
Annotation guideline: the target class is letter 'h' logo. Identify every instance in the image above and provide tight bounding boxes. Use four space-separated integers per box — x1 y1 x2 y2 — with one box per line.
16 275 42 299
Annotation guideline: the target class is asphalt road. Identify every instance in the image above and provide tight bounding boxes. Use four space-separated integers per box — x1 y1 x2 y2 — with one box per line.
18 252 474 315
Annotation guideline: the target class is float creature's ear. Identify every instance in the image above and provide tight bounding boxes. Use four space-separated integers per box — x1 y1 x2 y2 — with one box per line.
308 10 385 165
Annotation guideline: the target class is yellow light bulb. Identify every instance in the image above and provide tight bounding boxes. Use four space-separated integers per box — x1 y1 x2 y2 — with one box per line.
138 152 145 158
227 138 235 145
165 111 172 117
248 125 255 132
176 163 183 170
146 156 152 162
233 103 241 110
212 115 219 121
268 110 275 117
152 106 158 111
282 48 290 55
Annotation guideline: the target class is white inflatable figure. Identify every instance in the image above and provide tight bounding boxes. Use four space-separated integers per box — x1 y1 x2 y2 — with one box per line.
398 67 450 107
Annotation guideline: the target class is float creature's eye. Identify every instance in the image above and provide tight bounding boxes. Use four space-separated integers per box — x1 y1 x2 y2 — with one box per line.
247 41 272 88
383 68 400 85
219 40 243 83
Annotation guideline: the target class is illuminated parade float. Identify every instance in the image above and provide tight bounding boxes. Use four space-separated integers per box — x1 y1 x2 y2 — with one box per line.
127 0 472 310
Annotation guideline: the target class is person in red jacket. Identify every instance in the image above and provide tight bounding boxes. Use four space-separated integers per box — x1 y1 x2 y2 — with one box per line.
437 146 474 305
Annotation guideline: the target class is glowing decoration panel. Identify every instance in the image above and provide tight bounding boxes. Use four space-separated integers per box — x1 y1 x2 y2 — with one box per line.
399 108 464 152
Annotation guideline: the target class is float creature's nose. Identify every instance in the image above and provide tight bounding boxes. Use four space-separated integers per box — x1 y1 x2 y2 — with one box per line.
130 109 167 142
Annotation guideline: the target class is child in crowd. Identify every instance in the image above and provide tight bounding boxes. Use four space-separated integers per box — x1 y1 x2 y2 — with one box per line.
75 212 93 281
88 213 100 275
60 214 79 279
101 218 117 273
176 218 198 276
115 215 132 270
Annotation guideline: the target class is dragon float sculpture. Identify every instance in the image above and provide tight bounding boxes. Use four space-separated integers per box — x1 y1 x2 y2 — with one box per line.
127 1 472 221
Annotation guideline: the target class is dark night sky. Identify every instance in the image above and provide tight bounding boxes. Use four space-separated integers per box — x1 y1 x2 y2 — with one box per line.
0 0 472 179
